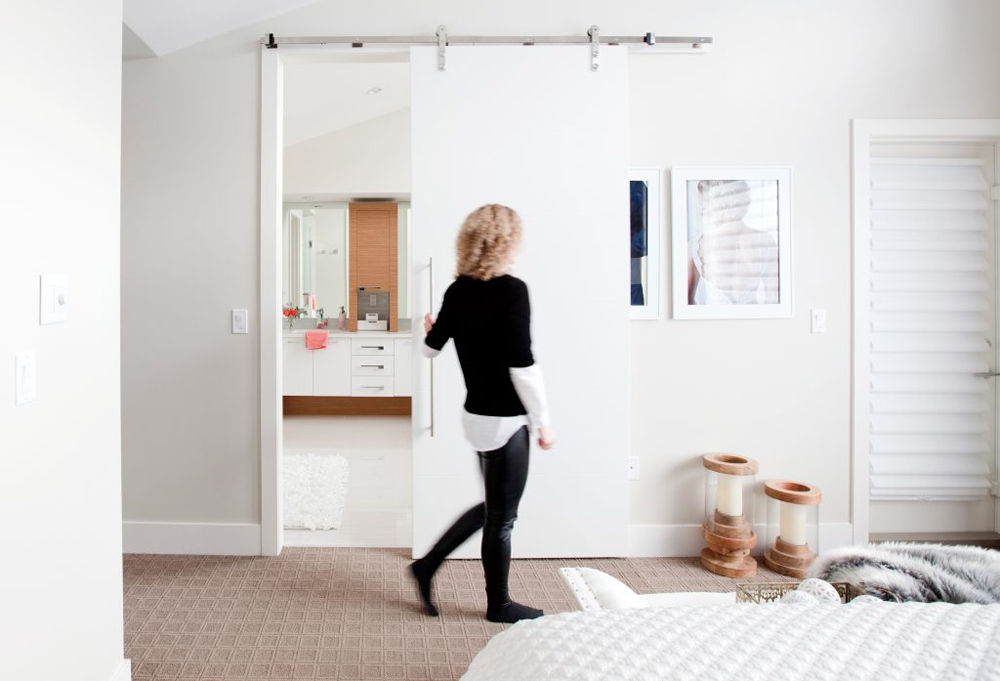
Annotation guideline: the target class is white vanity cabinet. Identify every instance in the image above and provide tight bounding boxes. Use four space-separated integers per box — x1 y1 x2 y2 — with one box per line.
282 332 411 398
313 337 351 396
394 338 412 396
283 336 313 395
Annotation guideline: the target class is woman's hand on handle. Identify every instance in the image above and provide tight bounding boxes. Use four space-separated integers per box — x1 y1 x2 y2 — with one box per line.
424 313 435 334
537 425 556 450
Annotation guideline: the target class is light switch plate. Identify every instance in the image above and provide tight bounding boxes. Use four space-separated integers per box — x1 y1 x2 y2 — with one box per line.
232 309 248 334
811 309 827 334
15 352 36 405
39 274 69 324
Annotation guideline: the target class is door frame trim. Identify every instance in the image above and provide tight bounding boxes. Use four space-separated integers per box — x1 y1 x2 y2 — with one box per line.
851 119 1000 546
260 46 411 556
260 46 283 556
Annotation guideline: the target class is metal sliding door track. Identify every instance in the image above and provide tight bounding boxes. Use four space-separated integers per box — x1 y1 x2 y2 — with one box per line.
262 26 712 70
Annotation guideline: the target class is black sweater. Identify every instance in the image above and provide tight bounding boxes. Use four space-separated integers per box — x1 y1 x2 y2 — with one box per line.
425 275 534 417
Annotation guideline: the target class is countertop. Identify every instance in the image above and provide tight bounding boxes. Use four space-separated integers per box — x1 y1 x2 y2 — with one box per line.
282 318 412 338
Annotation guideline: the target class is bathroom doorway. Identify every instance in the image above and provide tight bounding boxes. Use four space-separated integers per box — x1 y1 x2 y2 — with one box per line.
274 53 414 549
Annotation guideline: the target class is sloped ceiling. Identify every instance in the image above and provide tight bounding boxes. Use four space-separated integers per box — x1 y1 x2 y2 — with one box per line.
283 62 410 147
123 0 322 57
122 22 156 60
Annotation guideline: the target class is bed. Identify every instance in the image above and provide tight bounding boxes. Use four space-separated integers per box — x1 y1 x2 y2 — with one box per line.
461 601 1000 681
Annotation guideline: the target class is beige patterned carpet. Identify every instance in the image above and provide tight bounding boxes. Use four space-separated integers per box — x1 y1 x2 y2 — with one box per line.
124 548 793 681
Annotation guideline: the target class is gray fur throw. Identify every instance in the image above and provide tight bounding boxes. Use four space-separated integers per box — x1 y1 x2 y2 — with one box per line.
810 542 1000 604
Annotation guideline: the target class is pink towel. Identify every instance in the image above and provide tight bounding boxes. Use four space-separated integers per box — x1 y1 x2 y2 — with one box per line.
305 330 329 350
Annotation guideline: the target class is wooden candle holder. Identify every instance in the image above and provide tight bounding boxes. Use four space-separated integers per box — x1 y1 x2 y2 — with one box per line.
763 480 822 579
701 454 758 579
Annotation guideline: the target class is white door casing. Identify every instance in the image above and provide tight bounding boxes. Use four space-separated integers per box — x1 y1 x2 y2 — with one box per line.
410 45 631 558
852 120 1000 543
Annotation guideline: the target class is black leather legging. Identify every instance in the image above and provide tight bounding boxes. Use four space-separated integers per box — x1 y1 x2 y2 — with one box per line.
418 426 530 611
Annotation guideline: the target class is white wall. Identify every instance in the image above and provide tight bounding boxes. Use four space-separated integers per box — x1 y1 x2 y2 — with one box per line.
120 0 1000 554
0 2 127 680
284 108 411 198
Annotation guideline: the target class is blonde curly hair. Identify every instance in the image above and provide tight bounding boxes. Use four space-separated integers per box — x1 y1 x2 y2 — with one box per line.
455 204 522 280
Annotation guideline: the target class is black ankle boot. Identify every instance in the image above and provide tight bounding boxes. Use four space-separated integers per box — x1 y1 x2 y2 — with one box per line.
486 600 543 624
409 560 439 617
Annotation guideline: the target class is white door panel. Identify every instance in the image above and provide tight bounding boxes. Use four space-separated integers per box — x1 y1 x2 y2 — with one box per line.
866 145 997 533
313 338 351 396
411 45 630 558
283 338 313 396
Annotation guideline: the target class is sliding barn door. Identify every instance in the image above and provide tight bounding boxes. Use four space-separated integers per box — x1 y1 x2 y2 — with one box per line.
410 46 630 558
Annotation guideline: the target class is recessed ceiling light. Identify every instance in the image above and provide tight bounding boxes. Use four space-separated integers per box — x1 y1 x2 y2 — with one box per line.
366 87 382 95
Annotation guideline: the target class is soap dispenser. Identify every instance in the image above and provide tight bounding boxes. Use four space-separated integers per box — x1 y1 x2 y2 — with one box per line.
337 306 347 331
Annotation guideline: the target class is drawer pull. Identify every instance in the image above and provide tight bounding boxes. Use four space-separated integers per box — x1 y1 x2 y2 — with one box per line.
361 364 385 369
361 345 385 350
360 385 385 390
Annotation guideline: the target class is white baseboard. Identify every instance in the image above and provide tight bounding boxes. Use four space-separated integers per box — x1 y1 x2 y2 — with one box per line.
123 521 261 555
121 520 853 558
627 522 854 558
109 659 132 681
627 524 705 558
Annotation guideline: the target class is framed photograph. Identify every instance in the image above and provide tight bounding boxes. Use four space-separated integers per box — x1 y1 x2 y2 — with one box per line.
629 167 662 320
671 166 792 319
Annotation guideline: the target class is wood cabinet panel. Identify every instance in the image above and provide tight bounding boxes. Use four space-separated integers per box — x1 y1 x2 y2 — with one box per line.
349 203 399 332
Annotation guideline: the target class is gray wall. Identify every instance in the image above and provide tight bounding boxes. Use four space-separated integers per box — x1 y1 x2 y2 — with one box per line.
120 0 1000 547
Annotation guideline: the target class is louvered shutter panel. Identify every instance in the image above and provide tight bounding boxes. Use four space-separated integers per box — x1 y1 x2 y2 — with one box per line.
869 158 993 500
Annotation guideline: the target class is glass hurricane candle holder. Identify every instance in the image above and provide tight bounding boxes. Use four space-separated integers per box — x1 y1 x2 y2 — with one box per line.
701 453 759 579
764 480 822 579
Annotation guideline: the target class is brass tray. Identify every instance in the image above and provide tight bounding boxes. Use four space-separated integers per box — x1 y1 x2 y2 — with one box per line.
735 581 860 604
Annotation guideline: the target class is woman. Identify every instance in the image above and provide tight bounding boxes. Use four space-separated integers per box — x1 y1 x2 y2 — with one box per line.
409 204 556 624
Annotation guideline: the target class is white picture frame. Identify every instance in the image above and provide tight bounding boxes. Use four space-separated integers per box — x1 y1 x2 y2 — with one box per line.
629 167 662 320
671 166 793 320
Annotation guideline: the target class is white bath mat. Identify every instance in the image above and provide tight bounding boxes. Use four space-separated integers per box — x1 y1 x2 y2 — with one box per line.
283 453 349 530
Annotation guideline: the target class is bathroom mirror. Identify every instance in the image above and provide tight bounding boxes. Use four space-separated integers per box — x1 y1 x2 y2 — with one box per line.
283 201 411 320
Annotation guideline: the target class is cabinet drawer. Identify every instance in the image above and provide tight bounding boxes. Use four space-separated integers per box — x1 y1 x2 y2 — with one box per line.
351 355 394 377
351 376 394 396
352 338 392 356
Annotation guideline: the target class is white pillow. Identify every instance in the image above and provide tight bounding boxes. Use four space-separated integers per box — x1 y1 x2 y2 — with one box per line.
560 567 649 611
560 567 735 612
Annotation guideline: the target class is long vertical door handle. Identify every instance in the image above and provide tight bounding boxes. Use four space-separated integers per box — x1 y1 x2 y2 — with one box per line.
428 257 435 437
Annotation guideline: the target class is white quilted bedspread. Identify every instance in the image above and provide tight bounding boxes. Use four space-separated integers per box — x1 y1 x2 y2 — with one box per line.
461 603 1000 681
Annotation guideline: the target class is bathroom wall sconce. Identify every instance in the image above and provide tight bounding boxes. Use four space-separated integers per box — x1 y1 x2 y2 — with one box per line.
764 480 822 579
701 453 758 579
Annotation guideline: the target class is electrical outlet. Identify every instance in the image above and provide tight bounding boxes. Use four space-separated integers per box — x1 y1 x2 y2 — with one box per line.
627 456 640 480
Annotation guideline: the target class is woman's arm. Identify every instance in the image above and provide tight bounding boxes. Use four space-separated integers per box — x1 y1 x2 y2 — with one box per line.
506 280 556 449
510 365 555 449
422 313 441 358
423 285 454 358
